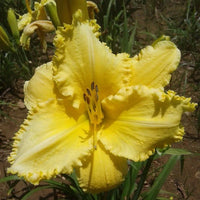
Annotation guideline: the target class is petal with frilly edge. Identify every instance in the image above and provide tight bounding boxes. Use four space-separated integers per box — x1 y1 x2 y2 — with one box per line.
53 12 132 109
8 100 92 185
24 62 56 110
76 142 128 193
100 86 196 161
131 39 181 89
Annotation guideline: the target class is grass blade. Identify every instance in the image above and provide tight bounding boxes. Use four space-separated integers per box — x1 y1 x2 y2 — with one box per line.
143 155 180 200
21 185 53 200
132 155 154 200
0 175 21 183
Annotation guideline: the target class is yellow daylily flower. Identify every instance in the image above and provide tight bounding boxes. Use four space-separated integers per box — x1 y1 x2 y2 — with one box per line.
20 20 55 51
18 0 51 31
8 12 196 193
17 0 55 51
87 1 99 19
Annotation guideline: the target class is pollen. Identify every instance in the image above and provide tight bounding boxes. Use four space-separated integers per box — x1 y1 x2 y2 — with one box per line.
83 82 104 149
83 82 104 125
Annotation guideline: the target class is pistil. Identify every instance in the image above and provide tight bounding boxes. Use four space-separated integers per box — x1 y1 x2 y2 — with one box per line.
83 82 104 149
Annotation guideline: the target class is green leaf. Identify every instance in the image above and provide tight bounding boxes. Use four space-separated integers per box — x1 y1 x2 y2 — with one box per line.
132 155 155 200
127 23 137 55
164 148 193 155
143 155 180 200
103 0 114 29
44 179 66 190
0 175 21 183
21 185 53 200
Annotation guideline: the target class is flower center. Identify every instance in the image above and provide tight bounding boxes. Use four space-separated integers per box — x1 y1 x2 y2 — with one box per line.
83 82 104 149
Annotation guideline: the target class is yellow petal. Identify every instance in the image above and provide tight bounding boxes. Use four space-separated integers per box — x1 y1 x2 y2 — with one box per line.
87 1 99 19
20 20 55 49
8 100 92 184
101 86 196 161
131 39 181 89
35 1 48 20
53 17 132 109
18 13 32 31
24 62 56 110
76 142 128 193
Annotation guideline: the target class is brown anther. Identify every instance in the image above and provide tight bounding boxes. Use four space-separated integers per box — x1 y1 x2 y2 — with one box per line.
91 81 95 90
86 88 91 96
95 93 99 101
95 85 98 92
83 93 87 101
93 104 96 111
86 96 90 104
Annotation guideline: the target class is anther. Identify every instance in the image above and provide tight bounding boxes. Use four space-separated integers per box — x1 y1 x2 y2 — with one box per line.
95 85 98 92
91 81 95 90
93 104 96 111
86 96 90 104
83 93 87 101
95 93 99 101
86 88 91 96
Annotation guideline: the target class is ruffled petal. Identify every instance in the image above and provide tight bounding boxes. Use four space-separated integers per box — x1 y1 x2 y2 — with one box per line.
8 100 92 185
131 39 181 89
76 142 128 193
24 62 56 110
100 86 196 161
18 13 32 31
53 13 132 109
20 20 55 50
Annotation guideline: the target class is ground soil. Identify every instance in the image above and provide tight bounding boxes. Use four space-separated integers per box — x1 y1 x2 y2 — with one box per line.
0 0 200 199
0 67 199 200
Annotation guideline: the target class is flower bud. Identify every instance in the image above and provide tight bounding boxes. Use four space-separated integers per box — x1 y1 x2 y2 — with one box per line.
45 0 61 28
0 25 12 50
7 8 20 40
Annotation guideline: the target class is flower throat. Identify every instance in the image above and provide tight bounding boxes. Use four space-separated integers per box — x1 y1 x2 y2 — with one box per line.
83 82 104 149
83 82 104 125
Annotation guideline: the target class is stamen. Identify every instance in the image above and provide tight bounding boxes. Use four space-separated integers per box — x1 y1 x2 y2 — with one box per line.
91 81 95 90
83 93 87 101
93 123 97 150
95 93 98 101
83 82 104 150
86 96 90 104
95 84 98 92
93 104 96 111
86 88 91 96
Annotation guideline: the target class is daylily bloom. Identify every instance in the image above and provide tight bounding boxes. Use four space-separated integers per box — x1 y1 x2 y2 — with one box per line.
17 0 55 51
18 0 52 31
87 1 99 19
8 11 196 193
20 20 55 51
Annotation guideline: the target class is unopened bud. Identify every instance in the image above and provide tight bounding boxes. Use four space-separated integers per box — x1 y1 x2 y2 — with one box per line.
7 8 20 40
45 0 61 28
0 25 12 50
